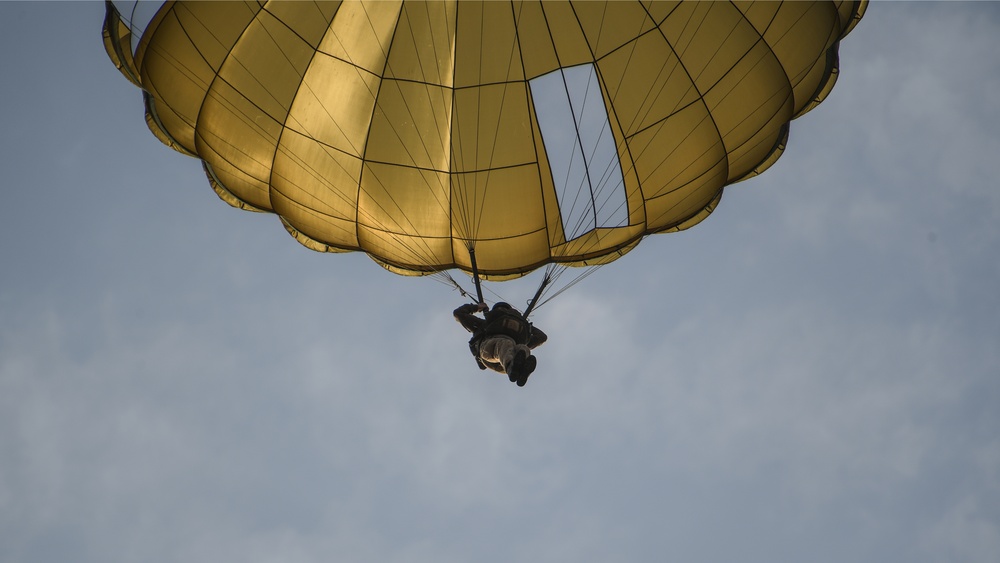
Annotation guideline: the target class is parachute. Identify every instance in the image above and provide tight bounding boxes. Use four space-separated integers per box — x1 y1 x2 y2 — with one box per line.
103 0 865 309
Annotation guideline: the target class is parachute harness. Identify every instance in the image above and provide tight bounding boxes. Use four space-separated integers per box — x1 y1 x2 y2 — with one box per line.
465 246 550 320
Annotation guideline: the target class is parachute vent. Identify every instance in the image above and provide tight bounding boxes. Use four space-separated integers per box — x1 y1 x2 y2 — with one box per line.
530 64 629 241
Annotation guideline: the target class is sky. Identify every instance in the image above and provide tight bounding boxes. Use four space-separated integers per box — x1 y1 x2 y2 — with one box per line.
1 2 999 562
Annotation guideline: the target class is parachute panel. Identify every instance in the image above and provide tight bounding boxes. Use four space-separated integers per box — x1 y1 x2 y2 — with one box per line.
194 78 279 211
208 9 315 122
286 54 379 159
452 226 550 278
270 129 363 249
264 0 342 50
369 79 452 171
597 30 701 138
699 39 793 182
511 1 561 80
571 0 657 60
137 14 214 153
770 3 841 113
359 162 452 243
454 1 523 88
357 166 455 271
384 1 456 87
143 94 196 158
736 2 840 118
629 103 726 200
535 1 593 70
452 165 548 252
315 0 399 75
204 162 267 213
729 123 790 184
645 165 729 233
280 216 352 254
136 2 262 154
451 83 535 173
653 189 724 234
191 7 322 212
357 226 452 275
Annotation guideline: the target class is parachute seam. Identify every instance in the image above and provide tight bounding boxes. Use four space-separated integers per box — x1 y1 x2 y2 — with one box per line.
351 2 451 272
597 21 659 230
255 13 399 239
405 1 456 270
529 0 592 307
175 2 274 208
449 0 472 248
633 2 730 228
250 6 459 274
762 2 824 114
262 1 337 232
475 1 523 249
309 3 454 261
356 0 394 258
532 2 565 250
564 1 648 244
795 14 844 118
526 1 636 308
183 1 259 142
582 8 656 236
716 2 793 180
724 4 794 180
625 0 719 175
264 7 431 255
559 3 606 252
137 6 232 140
509 0 557 294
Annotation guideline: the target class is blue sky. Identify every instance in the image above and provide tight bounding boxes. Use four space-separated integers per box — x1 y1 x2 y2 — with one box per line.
1 2 999 562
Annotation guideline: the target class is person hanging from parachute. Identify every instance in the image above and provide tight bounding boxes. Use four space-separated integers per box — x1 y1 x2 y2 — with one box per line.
453 248 549 387
454 301 548 387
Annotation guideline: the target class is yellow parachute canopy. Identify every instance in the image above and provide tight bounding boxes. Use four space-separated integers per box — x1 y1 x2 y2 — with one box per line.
104 0 865 279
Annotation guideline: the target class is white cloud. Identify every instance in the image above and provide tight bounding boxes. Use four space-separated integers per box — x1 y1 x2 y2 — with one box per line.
924 494 1000 563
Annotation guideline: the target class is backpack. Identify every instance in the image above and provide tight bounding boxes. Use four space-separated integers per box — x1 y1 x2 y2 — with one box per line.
480 307 532 343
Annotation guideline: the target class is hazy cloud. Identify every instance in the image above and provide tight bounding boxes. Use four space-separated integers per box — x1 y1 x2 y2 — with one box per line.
2 2 998 563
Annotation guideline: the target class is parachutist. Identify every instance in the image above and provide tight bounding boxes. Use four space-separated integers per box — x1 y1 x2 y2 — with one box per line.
454 302 548 387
